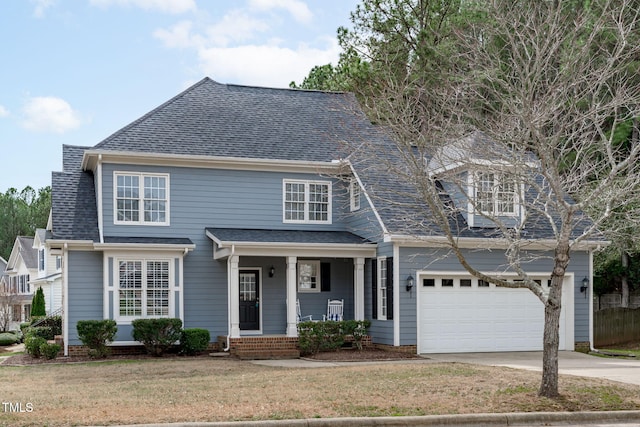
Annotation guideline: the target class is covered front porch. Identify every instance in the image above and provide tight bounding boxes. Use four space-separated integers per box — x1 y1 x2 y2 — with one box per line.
206 228 377 351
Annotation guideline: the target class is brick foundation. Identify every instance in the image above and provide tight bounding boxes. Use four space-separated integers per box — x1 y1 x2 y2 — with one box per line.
574 341 591 353
373 343 417 354
227 336 300 359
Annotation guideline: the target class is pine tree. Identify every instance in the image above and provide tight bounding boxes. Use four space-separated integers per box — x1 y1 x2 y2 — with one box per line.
31 287 46 318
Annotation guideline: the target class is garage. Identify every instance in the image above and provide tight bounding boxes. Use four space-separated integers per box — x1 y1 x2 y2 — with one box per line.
417 274 574 353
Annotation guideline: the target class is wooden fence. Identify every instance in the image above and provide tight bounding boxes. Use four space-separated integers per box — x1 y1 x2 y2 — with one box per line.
594 307 640 347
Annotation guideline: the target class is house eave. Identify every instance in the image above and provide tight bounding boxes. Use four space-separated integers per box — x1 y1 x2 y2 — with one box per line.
385 234 608 251
93 242 196 252
206 231 376 260
82 150 343 174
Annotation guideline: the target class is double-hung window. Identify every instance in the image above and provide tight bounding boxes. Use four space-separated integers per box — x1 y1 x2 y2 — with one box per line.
378 257 388 319
475 172 518 216
115 172 169 225
350 179 361 212
118 259 171 320
298 260 321 293
283 180 331 223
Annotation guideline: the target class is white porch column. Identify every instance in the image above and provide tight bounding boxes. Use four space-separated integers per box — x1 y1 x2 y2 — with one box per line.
286 256 298 337
229 255 241 338
354 257 365 320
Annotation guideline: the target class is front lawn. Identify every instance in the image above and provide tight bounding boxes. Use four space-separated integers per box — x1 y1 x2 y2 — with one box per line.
1 358 639 426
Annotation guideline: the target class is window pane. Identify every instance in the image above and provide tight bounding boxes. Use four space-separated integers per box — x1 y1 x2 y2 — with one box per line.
119 261 142 316
442 279 454 287
146 261 169 316
285 183 305 221
460 279 472 287
143 176 167 223
309 184 329 221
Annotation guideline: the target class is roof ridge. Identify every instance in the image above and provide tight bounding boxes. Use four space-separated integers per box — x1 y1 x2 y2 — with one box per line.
93 77 218 149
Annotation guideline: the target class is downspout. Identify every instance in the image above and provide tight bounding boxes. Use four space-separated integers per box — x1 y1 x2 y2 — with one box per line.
224 244 235 352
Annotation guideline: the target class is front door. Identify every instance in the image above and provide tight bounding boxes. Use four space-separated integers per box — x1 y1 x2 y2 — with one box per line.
239 270 260 330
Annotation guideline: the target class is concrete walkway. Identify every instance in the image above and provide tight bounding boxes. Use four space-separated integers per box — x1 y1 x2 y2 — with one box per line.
426 351 640 386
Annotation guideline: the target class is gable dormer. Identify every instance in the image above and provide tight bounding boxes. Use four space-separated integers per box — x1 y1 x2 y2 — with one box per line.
427 132 534 228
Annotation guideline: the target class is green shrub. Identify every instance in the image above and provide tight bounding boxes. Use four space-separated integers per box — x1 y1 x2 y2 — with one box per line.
76 320 117 358
297 321 345 356
132 318 182 356
180 328 210 355
342 320 371 350
28 326 55 340
24 334 47 358
19 322 31 336
0 332 19 346
39 342 61 360
32 316 62 336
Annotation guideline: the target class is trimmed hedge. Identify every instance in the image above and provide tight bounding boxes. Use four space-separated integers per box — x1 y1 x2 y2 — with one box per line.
40 342 61 360
0 332 19 346
77 320 118 358
132 318 182 356
297 320 371 355
24 334 47 358
180 328 211 355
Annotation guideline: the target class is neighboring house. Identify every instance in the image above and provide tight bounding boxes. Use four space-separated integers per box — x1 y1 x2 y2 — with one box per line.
3 237 37 330
49 78 598 357
31 227 63 315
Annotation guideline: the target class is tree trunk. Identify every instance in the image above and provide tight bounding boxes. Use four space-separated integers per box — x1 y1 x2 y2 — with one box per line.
621 250 629 308
539 242 569 398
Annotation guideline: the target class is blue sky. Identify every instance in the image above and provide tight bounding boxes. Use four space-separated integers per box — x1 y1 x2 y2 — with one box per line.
0 0 359 193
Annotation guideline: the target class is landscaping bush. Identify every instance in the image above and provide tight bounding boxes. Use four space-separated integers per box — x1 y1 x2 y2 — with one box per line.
0 332 19 346
297 321 345 355
20 322 31 336
39 342 61 360
76 320 117 358
28 326 55 340
32 315 62 336
24 334 47 358
342 320 371 350
180 328 210 355
132 318 182 356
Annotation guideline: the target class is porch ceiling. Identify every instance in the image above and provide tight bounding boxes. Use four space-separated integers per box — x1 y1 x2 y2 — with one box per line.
205 228 377 259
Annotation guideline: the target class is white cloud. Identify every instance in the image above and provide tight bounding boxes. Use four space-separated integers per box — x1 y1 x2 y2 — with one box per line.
248 0 313 24
0 105 8 118
21 97 82 134
204 10 271 47
89 0 196 14
197 39 340 88
31 0 54 18
154 20 198 48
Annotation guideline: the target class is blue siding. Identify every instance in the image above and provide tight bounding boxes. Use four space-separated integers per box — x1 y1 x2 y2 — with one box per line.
396 246 591 346
67 251 103 345
366 242 395 345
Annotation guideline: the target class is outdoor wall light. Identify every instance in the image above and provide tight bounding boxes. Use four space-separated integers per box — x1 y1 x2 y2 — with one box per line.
269 266 275 278
580 277 589 293
406 275 415 292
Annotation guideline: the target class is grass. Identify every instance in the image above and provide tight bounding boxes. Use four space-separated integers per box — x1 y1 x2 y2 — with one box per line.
0 357 639 426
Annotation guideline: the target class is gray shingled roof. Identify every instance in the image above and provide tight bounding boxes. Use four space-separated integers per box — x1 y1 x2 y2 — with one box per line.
17 237 38 269
103 236 194 245
51 168 100 242
93 78 371 162
206 228 374 245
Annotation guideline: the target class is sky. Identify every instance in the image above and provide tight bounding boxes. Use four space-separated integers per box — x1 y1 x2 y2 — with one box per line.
0 0 359 194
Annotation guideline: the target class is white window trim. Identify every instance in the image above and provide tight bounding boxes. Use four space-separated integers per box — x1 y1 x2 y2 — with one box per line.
469 171 521 219
113 256 174 323
297 260 321 293
350 179 361 212
113 171 170 226
377 256 388 320
283 179 332 224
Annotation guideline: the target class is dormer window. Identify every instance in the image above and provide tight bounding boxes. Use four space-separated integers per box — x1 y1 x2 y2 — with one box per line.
474 172 518 216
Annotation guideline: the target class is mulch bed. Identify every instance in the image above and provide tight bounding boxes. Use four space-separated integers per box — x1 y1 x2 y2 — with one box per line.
2 346 420 365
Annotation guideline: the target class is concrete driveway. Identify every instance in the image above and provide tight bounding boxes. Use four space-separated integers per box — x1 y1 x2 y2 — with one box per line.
426 351 640 386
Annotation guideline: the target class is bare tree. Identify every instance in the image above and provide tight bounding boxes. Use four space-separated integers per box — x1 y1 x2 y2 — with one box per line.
0 281 18 332
342 0 640 397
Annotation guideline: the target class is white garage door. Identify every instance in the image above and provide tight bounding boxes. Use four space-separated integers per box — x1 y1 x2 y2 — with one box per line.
418 275 572 353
